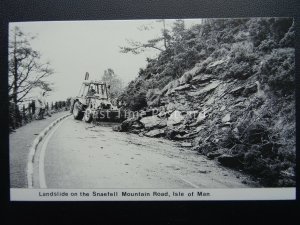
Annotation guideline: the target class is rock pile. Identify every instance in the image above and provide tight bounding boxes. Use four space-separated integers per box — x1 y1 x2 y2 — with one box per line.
115 18 295 187
115 59 295 187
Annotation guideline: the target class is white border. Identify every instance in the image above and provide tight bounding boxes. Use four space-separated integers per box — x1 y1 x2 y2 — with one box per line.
10 188 296 201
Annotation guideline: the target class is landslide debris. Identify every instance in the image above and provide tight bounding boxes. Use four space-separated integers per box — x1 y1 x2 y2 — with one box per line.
116 18 295 187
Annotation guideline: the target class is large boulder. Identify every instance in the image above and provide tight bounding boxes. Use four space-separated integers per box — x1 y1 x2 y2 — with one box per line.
112 124 122 132
187 64 202 75
243 83 258 97
222 113 231 123
190 74 212 85
196 111 206 125
183 110 199 125
172 84 192 92
166 102 187 111
144 129 165 138
167 110 185 126
179 72 193 84
162 79 180 95
165 126 187 140
188 80 220 97
207 59 226 68
217 154 242 168
181 142 193 147
140 115 167 129
206 149 226 159
146 89 161 107
147 96 161 108
195 125 206 132
190 109 207 127
146 88 161 100
230 86 245 97
115 117 144 132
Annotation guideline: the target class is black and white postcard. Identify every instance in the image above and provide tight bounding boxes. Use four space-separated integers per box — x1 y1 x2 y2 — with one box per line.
8 18 296 201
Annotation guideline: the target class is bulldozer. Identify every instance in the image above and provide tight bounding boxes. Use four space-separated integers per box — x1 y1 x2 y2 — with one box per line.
70 72 126 123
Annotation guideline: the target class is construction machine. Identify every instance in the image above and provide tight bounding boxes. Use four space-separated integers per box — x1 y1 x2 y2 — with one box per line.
70 72 126 123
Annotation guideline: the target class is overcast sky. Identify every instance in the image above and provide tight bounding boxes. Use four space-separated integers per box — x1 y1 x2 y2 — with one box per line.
10 19 202 103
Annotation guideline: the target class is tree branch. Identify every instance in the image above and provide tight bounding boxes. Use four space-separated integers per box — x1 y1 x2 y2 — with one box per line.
17 59 35 87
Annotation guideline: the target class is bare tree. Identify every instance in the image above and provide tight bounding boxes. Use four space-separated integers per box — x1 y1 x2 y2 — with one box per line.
120 19 171 54
9 26 53 105
9 26 54 128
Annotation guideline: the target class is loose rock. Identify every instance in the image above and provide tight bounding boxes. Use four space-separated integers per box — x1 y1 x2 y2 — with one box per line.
181 142 193 147
222 113 231 123
167 110 185 126
144 129 165 138
140 115 167 129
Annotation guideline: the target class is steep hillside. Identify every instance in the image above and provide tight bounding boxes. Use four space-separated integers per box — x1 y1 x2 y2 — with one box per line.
117 18 295 187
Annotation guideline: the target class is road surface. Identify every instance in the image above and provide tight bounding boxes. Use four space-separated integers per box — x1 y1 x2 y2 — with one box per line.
9 111 70 188
32 116 256 188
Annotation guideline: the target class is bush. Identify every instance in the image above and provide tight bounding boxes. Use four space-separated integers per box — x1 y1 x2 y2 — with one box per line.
225 62 253 80
258 48 295 95
229 42 256 63
258 39 277 52
248 18 293 48
279 20 295 47
127 91 147 111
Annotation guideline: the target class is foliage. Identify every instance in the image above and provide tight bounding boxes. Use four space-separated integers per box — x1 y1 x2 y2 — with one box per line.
257 48 295 95
101 68 123 99
8 26 54 104
9 98 71 132
120 19 171 54
9 26 54 130
123 90 147 111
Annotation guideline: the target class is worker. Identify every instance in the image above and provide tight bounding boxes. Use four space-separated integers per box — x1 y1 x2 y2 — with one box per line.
87 87 96 96
35 90 47 120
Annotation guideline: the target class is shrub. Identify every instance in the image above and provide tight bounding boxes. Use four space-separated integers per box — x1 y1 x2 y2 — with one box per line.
128 91 147 111
258 48 295 95
279 20 295 47
248 18 293 48
258 39 277 52
225 62 253 80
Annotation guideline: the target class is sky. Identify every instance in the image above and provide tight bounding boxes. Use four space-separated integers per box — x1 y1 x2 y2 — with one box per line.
10 19 202 103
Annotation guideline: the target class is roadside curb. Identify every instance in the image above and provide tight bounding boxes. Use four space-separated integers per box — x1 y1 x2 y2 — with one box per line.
26 113 71 188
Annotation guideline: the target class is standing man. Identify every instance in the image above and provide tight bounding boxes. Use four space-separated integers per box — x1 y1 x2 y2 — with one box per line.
30 100 36 119
35 90 46 120
45 102 52 117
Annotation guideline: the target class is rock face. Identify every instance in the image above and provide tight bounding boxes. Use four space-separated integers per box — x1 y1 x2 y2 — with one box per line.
188 80 220 97
115 19 296 187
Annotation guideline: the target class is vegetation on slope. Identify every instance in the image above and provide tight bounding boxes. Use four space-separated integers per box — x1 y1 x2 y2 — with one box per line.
118 18 295 186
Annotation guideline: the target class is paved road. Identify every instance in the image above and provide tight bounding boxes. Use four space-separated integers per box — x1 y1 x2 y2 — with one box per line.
9 111 69 188
33 116 255 188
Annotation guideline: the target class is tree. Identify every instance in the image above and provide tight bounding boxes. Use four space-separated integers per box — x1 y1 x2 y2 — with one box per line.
120 20 172 54
8 26 53 108
101 68 123 100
